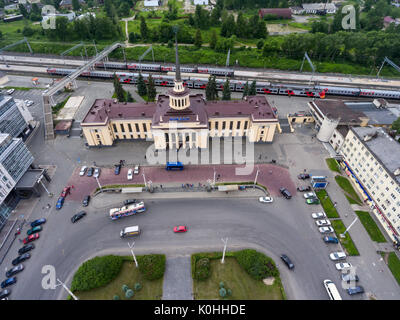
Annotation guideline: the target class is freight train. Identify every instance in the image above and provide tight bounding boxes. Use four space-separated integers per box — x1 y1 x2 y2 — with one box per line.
46 68 400 100
94 61 235 77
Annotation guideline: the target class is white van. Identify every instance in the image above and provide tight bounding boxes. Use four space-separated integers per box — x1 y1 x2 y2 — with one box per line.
120 225 140 238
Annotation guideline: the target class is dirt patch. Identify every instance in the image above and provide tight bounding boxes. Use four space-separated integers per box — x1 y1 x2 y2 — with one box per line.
263 277 275 286
267 24 306 34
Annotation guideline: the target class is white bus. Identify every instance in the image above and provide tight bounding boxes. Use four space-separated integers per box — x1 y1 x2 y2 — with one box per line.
323 279 342 300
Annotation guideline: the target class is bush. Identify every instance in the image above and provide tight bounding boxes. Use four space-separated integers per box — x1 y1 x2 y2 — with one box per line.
134 283 142 291
194 258 211 281
137 254 166 280
71 255 124 292
125 289 134 299
113 295 120 300
219 287 227 297
122 284 129 292
227 288 232 296
219 281 225 288
234 249 279 280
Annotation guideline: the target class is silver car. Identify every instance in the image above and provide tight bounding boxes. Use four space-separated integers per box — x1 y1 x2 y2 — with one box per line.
93 168 101 178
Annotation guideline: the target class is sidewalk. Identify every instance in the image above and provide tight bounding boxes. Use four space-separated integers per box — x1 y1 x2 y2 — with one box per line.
162 255 193 300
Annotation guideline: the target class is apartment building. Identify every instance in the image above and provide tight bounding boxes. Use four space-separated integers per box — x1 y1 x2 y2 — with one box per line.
340 126 400 243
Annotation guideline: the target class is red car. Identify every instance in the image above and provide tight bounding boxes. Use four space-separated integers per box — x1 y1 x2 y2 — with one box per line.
60 186 71 198
23 233 39 244
173 226 187 233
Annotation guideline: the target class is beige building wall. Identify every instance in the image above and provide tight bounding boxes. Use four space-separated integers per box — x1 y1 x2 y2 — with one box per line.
340 130 400 242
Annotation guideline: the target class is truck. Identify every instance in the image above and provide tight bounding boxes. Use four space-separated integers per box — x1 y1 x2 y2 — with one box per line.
109 201 146 220
120 225 140 238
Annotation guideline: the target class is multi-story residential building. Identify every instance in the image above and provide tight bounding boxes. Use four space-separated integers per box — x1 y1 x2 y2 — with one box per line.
0 134 34 230
340 126 400 244
0 95 32 140
81 43 281 149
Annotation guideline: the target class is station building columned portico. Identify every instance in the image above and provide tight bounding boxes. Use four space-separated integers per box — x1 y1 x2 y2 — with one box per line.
81 43 281 149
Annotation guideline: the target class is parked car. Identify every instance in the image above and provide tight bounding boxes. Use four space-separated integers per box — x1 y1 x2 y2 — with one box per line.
56 196 65 210
1 277 16 289
12 253 31 265
30 218 46 228
79 166 87 176
259 196 273 203
6 89 15 95
330 252 346 261
341 273 359 283
26 226 42 236
323 236 339 244
127 169 133 180
297 186 311 192
93 168 101 178
303 192 316 199
23 233 39 245
319 226 334 234
26 100 34 107
336 262 352 271
114 164 121 175
347 286 364 295
86 167 94 177
18 243 35 255
311 212 326 219
315 219 331 227
173 226 187 233
280 254 294 269
82 195 90 207
306 198 320 205
71 211 86 223
297 173 310 179
124 199 136 205
134 165 139 174
279 187 292 199
60 186 71 198
6 264 24 278
0 289 11 299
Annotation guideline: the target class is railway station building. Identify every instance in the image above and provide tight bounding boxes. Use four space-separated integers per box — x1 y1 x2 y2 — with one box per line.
81 44 281 149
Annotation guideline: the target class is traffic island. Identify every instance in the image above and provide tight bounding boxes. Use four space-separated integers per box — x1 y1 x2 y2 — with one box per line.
191 250 285 300
330 220 360 256
69 254 165 300
380 252 400 286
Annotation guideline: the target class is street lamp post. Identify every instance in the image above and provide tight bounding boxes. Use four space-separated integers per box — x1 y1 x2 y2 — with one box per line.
38 176 53 197
95 176 102 191
213 167 216 186
56 278 78 300
221 238 228 264
142 171 147 188
254 167 260 188
341 216 358 238
128 242 138 268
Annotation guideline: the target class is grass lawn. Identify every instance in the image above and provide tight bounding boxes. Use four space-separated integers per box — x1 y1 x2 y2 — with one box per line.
315 189 339 218
334 176 362 205
74 261 163 300
382 252 400 286
355 211 386 243
345 195 359 205
330 220 360 256
193 257 284 300
325 158 341 173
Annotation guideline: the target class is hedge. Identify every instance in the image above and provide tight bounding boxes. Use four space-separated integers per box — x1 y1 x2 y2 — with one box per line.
71 255 124 292
191 250 279 281
137 254 166 280
194 258 211 281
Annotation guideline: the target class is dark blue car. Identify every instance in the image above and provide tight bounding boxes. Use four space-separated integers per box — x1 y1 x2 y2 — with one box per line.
1 277 17 289
323 236 339 244
347 286 364 295
56 197 65 210
114 164 121 175
31 218 46 228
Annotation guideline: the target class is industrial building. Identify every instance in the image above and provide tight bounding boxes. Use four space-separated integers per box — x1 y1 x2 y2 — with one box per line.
340 127 400 245
81 42 281 149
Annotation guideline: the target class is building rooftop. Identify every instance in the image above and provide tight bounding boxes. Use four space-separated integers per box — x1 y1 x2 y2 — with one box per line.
15 169 44 189
309 100 368 125
336 125 349 137
352 126 400 183
345 101 398 126
259 8 292 18
81 99 156 125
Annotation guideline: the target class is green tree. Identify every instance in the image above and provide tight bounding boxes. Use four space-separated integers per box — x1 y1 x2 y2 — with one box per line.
72 0 80 11
194 29 202 48
257 40 264 50
242 81 249 98
249 81 257 96
118 2 131 18
140 16 148 40
210 29 218 49
392 117 400 134
113 73 125 102
222 79 231 100
18 4 29 18
126 91 134 102
146 75 157 101
137 73 147 97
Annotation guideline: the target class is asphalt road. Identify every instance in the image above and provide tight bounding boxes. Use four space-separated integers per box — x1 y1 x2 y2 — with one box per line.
1 195 364 300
